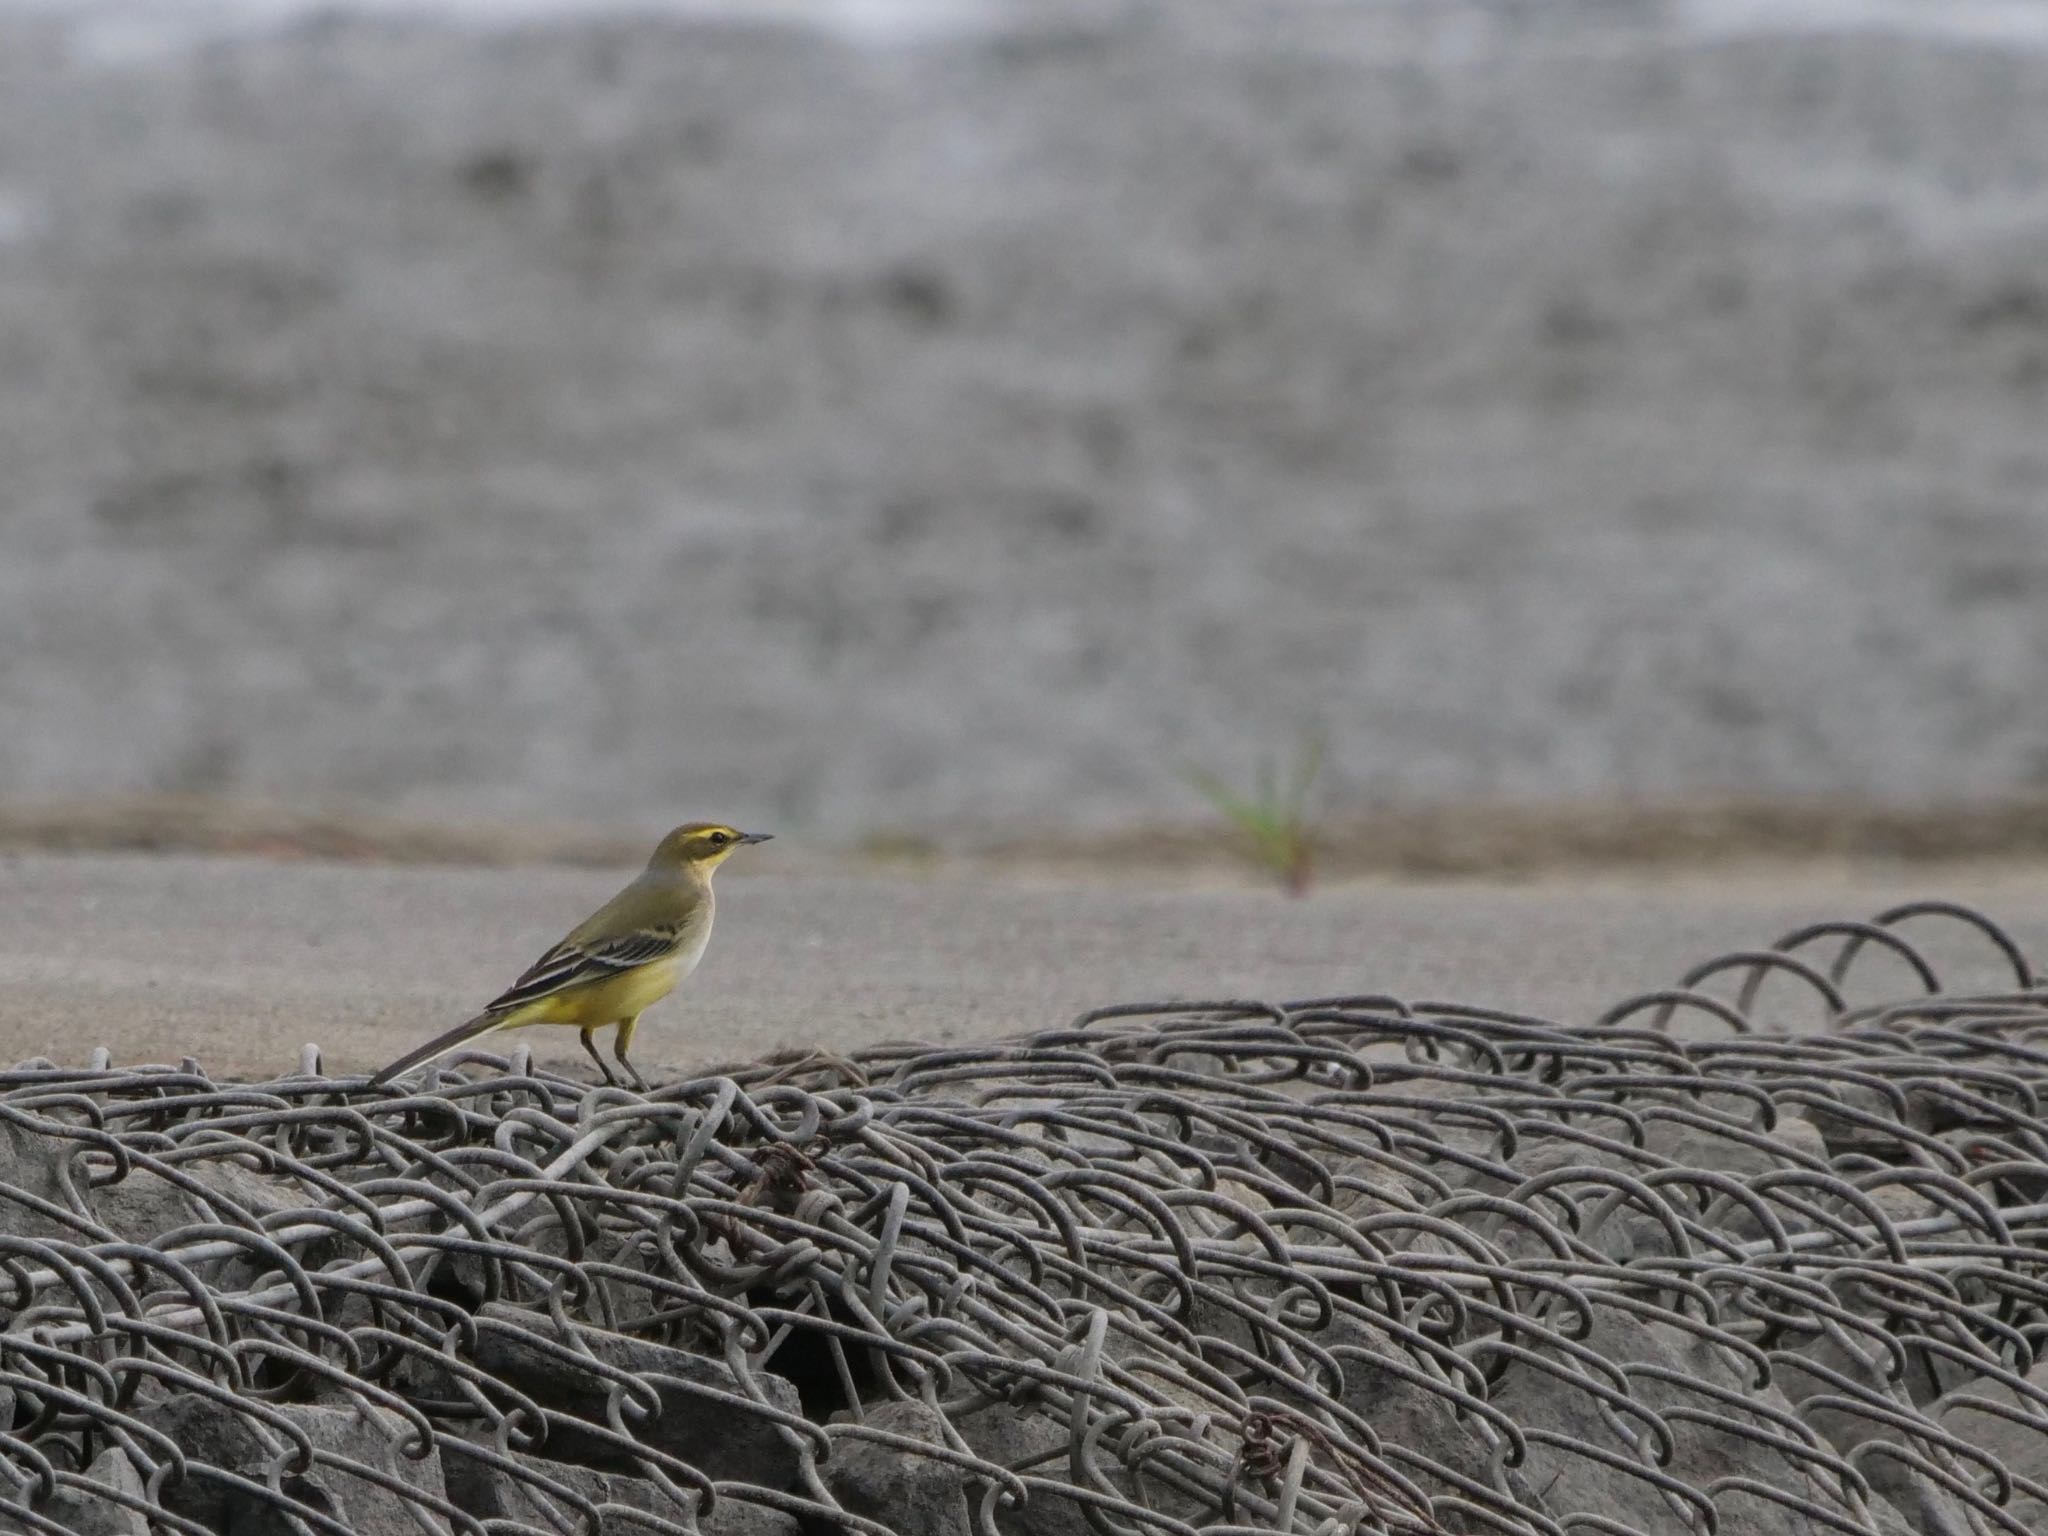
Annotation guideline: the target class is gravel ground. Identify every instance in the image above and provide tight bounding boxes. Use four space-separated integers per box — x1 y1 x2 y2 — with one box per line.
4 852 2045 1079
3 2 2048 838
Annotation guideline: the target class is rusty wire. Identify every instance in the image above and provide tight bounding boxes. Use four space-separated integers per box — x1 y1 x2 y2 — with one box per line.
2 901 2048 1534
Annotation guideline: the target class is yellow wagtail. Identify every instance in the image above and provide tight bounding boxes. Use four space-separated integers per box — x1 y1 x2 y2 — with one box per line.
368 822 771 1090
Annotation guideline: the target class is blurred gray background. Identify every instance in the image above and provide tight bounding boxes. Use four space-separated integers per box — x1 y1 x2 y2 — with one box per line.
4 0 2048 845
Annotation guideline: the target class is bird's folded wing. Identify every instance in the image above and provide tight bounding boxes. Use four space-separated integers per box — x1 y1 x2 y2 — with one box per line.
484 928 684 1014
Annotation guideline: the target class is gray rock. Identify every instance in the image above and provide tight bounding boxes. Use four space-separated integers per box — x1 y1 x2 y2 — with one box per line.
440 1434 799 1534
1353 1076 1514 1173
0 1120 306 1259
1314 1313 1491 1509
22 1449 151 1536
1931 1363 2048 1533
951 1401 1092 1536
151 1392 445 1536
1642 1107 1830 1182
0 1119 94 1244
823 1401 968 1536
692 1498 806 1536
1796 1086 1940 1162
1441 1133 1665 1264
95 1153 307 1252
1430 1102 1839 1265
1486 1307 1925 1535
471 1301 803 1488
1775 1328 1990 1536
440 1434 621 1528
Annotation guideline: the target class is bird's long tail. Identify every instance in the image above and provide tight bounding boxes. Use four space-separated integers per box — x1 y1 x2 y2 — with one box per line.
368 1013 504 1088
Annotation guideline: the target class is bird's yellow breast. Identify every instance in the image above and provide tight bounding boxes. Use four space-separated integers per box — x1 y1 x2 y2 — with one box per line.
501 958 681 1030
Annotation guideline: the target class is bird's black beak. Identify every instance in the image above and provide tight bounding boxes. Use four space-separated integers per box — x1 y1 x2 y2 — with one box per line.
738 831 773 845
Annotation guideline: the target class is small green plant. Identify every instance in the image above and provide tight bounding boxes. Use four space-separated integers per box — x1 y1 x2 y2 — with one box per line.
1185 730 1324 895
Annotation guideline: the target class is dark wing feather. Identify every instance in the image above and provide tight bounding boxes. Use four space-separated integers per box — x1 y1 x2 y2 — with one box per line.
483 927 686 1015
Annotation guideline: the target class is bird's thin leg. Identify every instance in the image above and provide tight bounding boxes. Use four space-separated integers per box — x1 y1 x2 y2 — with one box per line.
580 1025 618 1086
613 1014 649 1092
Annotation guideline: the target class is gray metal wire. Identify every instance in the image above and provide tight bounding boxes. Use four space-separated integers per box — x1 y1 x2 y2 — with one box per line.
3 902 2048 1535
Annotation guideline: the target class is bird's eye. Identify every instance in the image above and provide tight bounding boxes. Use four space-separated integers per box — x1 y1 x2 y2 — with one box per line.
709 831 730 847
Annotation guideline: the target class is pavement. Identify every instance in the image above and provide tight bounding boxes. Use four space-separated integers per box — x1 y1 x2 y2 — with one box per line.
3 853 2046 1081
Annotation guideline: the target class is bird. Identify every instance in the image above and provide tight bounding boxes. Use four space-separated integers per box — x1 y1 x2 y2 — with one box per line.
368 822 771 1091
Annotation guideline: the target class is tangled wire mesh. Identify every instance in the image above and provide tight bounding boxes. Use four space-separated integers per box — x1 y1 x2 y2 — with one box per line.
4 901 2048 1535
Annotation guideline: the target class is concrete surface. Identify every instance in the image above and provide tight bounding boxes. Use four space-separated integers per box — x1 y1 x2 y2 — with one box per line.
3 852 2044 1080
4 2 2048 839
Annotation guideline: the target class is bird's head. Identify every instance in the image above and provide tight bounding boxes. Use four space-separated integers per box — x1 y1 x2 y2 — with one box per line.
649 822 773 874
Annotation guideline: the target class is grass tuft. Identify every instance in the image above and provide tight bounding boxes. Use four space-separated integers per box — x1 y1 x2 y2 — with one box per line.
1185 730 1324 895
